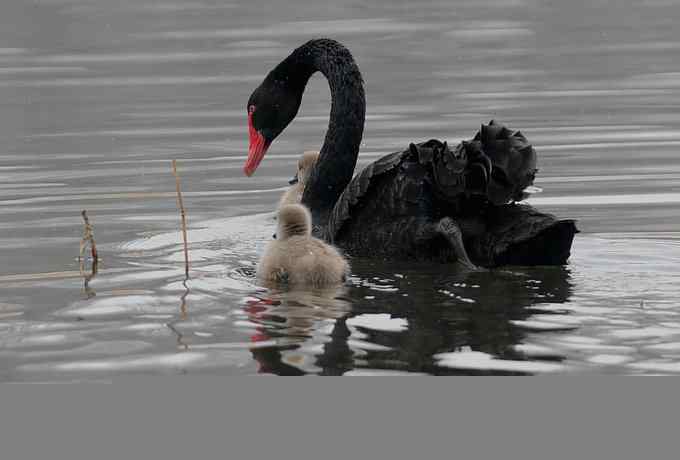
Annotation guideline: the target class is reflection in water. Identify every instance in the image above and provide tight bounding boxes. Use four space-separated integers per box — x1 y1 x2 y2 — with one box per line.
245 287 351 375
167 278 190 351
242 264 573 375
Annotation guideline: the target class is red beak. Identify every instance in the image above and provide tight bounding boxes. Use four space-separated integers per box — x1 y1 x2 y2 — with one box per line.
244 112 270 177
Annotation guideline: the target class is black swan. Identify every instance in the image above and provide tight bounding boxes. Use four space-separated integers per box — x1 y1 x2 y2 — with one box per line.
258 204 349 287
244 38 577 267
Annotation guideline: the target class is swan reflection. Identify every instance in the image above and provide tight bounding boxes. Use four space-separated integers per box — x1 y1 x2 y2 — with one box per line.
244 285 351 375
243 262 574 375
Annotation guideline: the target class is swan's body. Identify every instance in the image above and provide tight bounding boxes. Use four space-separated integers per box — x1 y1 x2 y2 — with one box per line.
325 126 577 266
278 151 319 209
244 38 577 267
258 204 349 287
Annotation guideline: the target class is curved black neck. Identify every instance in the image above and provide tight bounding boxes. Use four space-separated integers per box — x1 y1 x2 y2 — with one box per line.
273 39 365 229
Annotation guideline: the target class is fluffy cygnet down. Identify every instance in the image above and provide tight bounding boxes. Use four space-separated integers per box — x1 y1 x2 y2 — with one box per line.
258 204 349 287
278 151 319 208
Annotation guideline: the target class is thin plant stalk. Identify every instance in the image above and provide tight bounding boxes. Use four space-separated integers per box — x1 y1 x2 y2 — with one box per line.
79 210 98 267
172 160 190 278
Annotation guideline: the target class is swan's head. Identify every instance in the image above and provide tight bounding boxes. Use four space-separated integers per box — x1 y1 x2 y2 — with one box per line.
244 75 304 176
289 151 320 185
277 204 312 240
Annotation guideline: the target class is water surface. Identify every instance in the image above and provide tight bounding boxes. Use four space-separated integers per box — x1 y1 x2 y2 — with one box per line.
1 0 680 379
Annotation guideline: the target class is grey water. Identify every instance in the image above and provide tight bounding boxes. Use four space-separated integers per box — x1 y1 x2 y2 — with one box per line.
1 0 680 379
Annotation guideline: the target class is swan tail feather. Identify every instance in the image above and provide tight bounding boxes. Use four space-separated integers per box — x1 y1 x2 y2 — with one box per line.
467 120 537 205
468 204 578 267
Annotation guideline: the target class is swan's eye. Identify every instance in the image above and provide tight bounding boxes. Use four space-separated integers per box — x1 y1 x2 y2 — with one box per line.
248 105 256 115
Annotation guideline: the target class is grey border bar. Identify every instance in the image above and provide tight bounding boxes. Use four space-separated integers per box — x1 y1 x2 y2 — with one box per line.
2 377 680 460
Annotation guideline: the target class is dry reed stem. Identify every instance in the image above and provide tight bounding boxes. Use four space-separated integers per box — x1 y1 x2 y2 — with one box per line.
79 210 98 297
79 210 98 265
172 160 190 278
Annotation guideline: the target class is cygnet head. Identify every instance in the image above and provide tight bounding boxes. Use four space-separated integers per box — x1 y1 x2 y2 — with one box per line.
277 204 312 240
296 151 319 185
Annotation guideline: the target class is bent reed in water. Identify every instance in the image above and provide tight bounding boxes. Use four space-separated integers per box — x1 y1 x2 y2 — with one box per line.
258 204 349 287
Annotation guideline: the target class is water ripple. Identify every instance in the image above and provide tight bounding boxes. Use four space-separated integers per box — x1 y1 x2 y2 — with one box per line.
135 18 435 40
